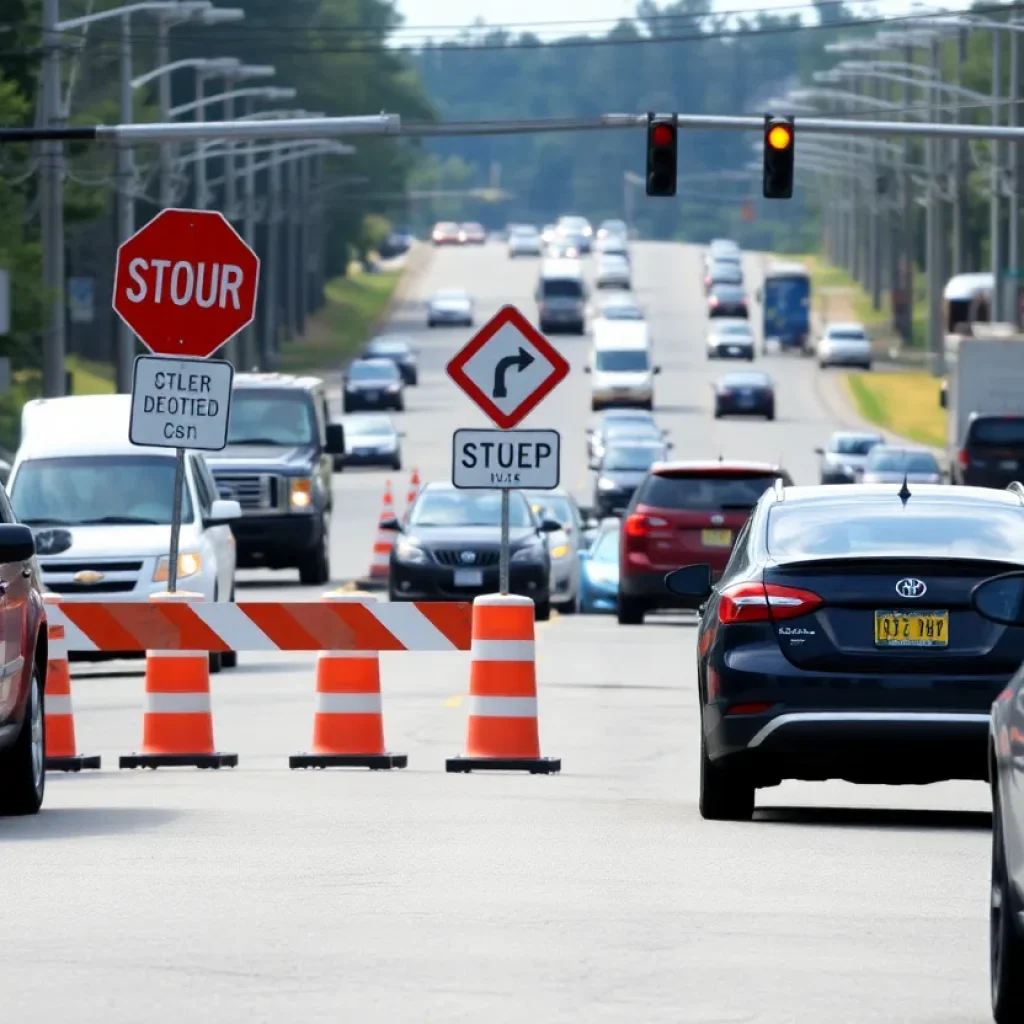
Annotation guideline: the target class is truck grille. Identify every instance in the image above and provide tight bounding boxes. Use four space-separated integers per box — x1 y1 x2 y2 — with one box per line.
432 549 500 567
213 472 276 512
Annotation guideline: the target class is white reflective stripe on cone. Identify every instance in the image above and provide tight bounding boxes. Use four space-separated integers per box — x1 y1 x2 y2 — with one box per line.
144 692 212 713
315 692 383 714
470 639 535 662
467 695 538 718
146 650 209 660
44 695 73 716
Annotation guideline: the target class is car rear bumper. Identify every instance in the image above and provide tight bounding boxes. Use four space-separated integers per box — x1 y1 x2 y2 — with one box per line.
343 392 401 410
820 348 872 365
710 343 754 359
715 397 772 415
343 451 399 468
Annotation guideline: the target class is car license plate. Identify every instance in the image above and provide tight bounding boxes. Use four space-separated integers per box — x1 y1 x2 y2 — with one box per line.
727 346 740 355
365 391 378 401
701 529 733 547
454 569 483 587
874 610 948 647
1000 459 1017 470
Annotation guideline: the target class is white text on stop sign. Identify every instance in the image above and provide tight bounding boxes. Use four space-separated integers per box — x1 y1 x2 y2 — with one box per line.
124 258 245 310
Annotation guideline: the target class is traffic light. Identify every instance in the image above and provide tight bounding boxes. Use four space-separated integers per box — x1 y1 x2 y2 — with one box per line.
762 114 795 200
645 113 677 197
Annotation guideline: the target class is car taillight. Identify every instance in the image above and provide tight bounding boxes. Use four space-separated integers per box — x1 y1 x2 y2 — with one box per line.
958 448 969 469
624 513 668 538
709 296 719 306
719 582 823 624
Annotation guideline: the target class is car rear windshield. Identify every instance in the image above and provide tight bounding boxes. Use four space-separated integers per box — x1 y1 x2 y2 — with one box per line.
602 306 643 320
767 503 1024 561
866 450 939 473
11 455 194 526
717 323 752 336
595 349 649 372
604 445 664 471
828 329 867 341
637 472 780 511
711 265 742 278
832 436 881 456
967 417 1024 447
542 279 583 299
713 286 745 300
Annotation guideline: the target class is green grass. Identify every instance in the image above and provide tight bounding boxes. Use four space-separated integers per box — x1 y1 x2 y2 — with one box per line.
846 371 946 449
276 269 401 373
0 354 114 454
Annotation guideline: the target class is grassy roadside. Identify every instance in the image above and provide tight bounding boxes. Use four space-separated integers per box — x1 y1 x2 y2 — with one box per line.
846 371 946 449
275 267 402 373
0 354 115 454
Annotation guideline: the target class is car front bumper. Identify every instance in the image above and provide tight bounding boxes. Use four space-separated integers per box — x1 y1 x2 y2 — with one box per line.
390 559 550 603
579 574 618 613
232 513 323 569
715 395 772 415
710 342 754 359
343 390 402 409
820 345 872 365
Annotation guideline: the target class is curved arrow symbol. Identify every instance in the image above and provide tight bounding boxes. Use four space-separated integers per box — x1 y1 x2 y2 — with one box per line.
492 347 535 398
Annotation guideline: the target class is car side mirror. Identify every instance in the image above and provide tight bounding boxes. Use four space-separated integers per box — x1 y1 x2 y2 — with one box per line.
971 571 1024 625
379 516 402 532
0 523 35 563
583 365 591 374
664 564 713 606
588 456 600 470
666 441 675 450
814 447 824 455
653 365 662 375
204 498 242 527
540 519 562 533
325 422 345 456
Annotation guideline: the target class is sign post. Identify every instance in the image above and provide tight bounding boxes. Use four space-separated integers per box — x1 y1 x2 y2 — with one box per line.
113 208 260 591
446 305 570 595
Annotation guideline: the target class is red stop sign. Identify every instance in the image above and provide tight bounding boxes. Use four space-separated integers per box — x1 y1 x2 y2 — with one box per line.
113 207 260 359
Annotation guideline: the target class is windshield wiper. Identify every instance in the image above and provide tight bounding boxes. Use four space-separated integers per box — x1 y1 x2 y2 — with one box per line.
78 515 162 525
19 517 72 526
229 437 290 446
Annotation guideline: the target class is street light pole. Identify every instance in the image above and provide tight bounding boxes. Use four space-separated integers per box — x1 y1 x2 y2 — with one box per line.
992 29 1004 323
1010 14 1021 322
926 36 944 372
264 146 281 367
114 12 136 393
286 146 299 342
157 17 173 207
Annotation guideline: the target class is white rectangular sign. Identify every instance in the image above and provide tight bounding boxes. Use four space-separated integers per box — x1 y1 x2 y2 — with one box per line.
129 354 233 451
452 428 560 489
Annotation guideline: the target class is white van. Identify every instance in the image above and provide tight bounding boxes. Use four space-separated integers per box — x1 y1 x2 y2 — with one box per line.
8 395 241 671
536 258 587 335
585 320 660 411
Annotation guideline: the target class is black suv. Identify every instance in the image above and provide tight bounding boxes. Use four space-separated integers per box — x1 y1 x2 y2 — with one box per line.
953 413 1024 489
205 374 344 585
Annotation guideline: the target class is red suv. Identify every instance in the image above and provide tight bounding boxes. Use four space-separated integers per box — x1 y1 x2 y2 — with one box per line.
0 511 48 815
617 460 792 625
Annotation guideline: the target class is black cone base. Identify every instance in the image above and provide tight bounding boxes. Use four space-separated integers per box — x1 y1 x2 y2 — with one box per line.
446 755 561 775
289 752 407 770
119 752 238 770
46 754 101 772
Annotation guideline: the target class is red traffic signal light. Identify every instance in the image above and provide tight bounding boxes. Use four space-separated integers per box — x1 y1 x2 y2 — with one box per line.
646 114 677 198
652 123 674 147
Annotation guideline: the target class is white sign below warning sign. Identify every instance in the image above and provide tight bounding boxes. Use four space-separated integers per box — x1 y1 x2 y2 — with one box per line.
452 428 560 489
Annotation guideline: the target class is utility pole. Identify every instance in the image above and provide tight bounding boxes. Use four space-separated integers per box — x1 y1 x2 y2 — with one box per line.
194 69 207 209
263 146 281 368
869 76 882 311
1010 14 1021 323
157 17 173 207
992 29 1004 325
298 151 310 332
114 12 136 394
926 37 944 373
286 147 299 343
240 94 257 370
41 0 66 399
951 29 967 275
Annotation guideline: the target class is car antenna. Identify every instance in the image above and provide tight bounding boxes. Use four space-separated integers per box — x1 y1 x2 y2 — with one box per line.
898 472 912 507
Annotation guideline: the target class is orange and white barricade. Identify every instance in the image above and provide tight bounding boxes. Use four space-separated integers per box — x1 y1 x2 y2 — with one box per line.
291 591 407 770
119 591 238 770
446 594 560 774
43 594 101 773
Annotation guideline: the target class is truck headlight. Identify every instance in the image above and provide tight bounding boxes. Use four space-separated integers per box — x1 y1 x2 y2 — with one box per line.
290 478 314 509
395 538 428 564
153 552 202 582
597 477 618 491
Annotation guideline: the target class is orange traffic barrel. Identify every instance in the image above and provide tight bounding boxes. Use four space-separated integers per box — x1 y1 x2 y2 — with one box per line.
119 590 238 770
43 595 101 772
446 593 560 774
290 590 407 770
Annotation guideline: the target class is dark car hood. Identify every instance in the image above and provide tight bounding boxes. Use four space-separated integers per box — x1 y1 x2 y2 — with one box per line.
205 444 314 471
602 469 647 488
407 525 539 548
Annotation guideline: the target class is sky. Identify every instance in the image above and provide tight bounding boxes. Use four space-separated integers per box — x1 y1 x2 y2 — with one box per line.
393 0 973 39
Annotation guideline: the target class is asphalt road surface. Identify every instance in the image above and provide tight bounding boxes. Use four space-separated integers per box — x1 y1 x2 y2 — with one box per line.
2 243 993 1023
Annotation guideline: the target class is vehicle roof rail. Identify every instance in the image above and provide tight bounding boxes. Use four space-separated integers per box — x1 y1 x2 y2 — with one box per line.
1007 481 1024 504
773 477 786 501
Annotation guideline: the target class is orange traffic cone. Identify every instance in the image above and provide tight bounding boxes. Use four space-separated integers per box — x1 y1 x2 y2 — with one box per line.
119 591 238 770
404 468 421 512
43 595 101 772
290 591 407 770
366 479 397 582
446 594 560 774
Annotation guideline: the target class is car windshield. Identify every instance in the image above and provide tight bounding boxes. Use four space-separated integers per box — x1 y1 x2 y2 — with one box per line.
969 418 1024 447
542 279 583 298
595 349 649 372
828 329 866 341
711 265 742 279
349 361 398 382
602 305 643 320
527 494 574 528
513 227 538 237
637 472 780 511
600 258 628 270
722 374 769 388
228 390 315 446
604 444 663 471
605 424 661 443
711 253 740 265
435 290 467 302
767 502 1024 561
367 340 409 356
345 418 392 437
410 490 531 528
717 323 752 336
866 449 939 473
590 527 620 562
713 286 745 300
436 223 457 232
11 455 194 526
831 435 882 456
601 221 626 233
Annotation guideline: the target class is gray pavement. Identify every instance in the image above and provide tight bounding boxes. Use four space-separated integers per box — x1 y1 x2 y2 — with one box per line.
1 242 992 1023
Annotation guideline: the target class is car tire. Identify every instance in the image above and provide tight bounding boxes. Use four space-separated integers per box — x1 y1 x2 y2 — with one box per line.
427 320 435 329
0 659 45 817
299 514 331 586
556 597 577 615
863 363 873 372
534 599 551 622
818 361 827 369
409 372 419 387
342 402 352 414
208 651 223 674
992 782 1024 1022
395 397 405 412
391 457 402 471
698 734 755 821
617 597 644 625
713 407 722 419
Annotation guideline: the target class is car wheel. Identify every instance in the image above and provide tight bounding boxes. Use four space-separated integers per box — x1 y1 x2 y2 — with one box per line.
427 320 435 328
395 397 405 412
699 733 754 821
299 514 331 586
863 363 873 371
765 408 775 421
0 659 45 816
617 596 644 625
992 782 1024 1021
409 372 419 387
534 599 551 622
391 457 402 471
556 597 577 615
818 361 827 369
713 406 722 419
342 402 351 414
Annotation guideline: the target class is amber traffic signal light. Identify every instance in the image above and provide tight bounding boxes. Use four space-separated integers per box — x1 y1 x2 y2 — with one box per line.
646 114 677 197
762 115 795 200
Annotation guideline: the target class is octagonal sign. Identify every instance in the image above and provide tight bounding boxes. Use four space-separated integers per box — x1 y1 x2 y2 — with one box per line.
113 207 260 359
